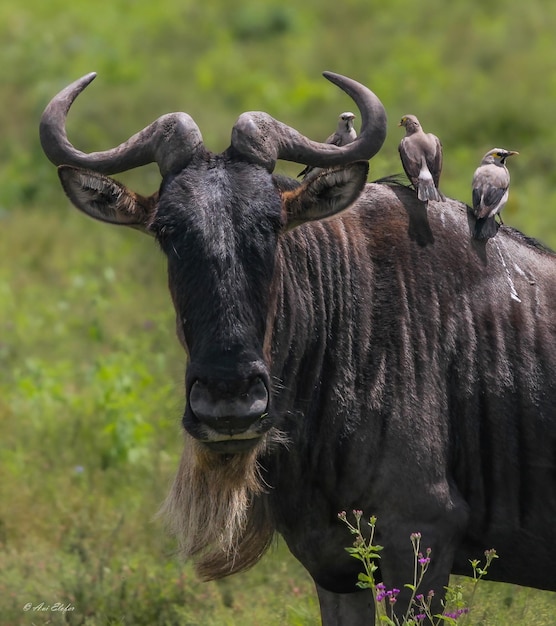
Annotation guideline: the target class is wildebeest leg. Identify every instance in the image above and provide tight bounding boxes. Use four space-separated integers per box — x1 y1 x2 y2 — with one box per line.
315 583 375 626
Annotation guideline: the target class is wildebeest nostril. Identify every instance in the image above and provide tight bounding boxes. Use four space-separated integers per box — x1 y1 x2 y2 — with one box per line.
189 376 269 432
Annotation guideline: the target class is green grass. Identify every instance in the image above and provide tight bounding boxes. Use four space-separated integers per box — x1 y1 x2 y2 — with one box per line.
1 0 555 623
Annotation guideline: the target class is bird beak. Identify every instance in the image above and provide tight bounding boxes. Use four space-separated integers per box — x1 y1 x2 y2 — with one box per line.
508 151 519 156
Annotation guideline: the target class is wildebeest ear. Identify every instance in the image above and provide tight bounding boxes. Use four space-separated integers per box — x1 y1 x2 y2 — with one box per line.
282 161 369 231
57 165 157 233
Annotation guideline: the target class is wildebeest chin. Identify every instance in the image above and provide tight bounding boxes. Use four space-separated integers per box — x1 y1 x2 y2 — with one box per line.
40 72 556 625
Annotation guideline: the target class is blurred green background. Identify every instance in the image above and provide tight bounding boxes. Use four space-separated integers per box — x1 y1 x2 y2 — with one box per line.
1 0 555 624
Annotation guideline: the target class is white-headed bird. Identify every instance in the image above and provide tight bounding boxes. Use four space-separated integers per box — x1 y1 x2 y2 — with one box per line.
398 114 443 203
472 148 518 240
298 112 357 179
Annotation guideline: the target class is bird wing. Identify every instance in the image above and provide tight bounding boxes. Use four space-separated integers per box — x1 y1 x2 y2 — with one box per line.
473 184 508 218
398 136 421 184
428 134 443 188
477 185 508 218
472 187 482 213
472 165 510 218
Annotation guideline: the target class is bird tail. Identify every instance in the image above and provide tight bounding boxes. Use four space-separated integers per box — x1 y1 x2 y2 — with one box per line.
417 178 441 202
473 216 499 240
417 166 441 202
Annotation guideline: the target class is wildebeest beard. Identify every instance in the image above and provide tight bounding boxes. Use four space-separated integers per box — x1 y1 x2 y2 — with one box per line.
159 429 288 579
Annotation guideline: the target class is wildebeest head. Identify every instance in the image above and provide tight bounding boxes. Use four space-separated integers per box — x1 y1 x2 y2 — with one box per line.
40 72 387 456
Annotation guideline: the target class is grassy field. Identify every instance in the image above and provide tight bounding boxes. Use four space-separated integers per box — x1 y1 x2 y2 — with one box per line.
1 0 556 624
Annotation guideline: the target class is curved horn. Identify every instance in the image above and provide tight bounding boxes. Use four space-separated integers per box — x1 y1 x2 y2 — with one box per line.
39 73 203 176
230 72 387 171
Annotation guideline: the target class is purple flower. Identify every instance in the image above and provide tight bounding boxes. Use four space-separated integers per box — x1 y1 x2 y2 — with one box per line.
376 585 401 604
443 608 470 620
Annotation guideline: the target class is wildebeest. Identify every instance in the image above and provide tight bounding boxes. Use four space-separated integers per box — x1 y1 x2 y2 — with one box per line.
40 72 556 625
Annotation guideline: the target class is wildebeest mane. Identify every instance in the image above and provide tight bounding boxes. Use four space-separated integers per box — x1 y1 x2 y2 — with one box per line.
372 172 411 188
501 226 556 256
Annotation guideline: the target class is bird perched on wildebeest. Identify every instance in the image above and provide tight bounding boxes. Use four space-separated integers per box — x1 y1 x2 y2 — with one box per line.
398 114 443 203
471 148 518 240
298 111 357 179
